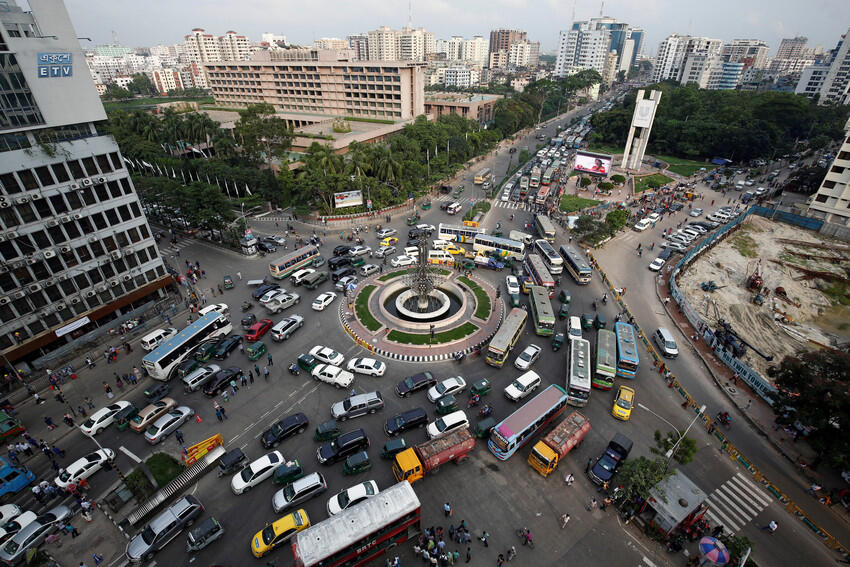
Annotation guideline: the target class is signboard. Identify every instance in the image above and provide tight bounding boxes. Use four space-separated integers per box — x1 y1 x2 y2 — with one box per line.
633 99 656 129
334 190 364 209
573 151 613 178
55 316 90 338
182 433 223 466
37 53 73 78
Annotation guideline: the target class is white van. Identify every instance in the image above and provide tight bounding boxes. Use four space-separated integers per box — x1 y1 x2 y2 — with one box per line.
735 180 746 190
198 303 229 318
508 230 534 245
290 269 315 286
432 239 450 250
141 328 178 351
446 202 462 215
403 246 420 258
633 219 652 232
653 327 679 358
427 250 453 264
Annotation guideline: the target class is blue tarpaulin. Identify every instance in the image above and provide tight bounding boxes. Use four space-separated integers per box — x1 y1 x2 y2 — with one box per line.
711 157 732 165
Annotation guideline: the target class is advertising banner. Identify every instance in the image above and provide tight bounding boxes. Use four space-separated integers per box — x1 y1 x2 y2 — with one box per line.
573 151 613 177
182 434 223 466
633 99 656 128
334 190 364 209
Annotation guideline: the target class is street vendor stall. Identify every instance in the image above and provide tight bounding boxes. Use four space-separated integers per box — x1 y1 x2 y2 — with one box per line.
637 470 710 539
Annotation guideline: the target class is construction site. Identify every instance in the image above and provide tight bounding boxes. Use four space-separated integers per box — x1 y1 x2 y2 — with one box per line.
677 215 850 379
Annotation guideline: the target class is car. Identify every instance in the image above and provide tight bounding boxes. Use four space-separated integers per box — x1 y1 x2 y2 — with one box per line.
505 276 520 295
391 255 415 268
317 428 369 465
213 334 243 359
648 257 666 272
251 509 310 558
266 235 287 246
306 346 343 367
568 316 582 339
349 245 372 257
54 449 114 489
257 241 277 253
333 245 353 257
130 398 177 432
331 391 384 421
291 269 316 286
80 401 132 436
335 275 358 292
125 496 202 563
611 386 635 421
327 480 379 516
444 245 465 255
312 365 355 389
272 473 328 513
426 410 469 440
203 367 244 397
143 406 194 444
270 315 304 341
360 264 379 277
312 256 326 268
261 413 309 449
231 451 284 494
259 289 286 304
395 371 436 397
514 344 542 370
0 505 71 565
689 208 703 217
311 291 337 311
685 223 708 234
375 245 397 258
0 506 20 527
346 358 386 376
663 240 688 252
504 371 542 401
427 376 467 403
0 511 37 543
646 213 661 223
755 187 767 196
745 179 755 186
245 319 273 342
376 228 398 239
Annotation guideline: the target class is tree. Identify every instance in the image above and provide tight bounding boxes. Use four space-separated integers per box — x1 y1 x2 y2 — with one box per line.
768 351 850 468
127 74 156 96
579 176 592 188
652 430 698 465
615 456 673 502
104 84 132 100
234 103 293 167
605 209 630 230
610 174 626 185
718 534 753 564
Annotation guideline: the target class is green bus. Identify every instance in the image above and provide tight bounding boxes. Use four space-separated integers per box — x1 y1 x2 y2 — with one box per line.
529 286 555 336
592 329 617 390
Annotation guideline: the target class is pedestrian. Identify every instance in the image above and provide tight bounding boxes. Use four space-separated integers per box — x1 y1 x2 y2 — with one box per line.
466 547 471 563
85 396 95 410
237 271 242 280
63 523 80 538
745 399 753 410
497 554 505 566
267 352 273 366
449 524 455 541
444 502 452 517
175 429 184 445
239 342 244 354
241 373 247 387
586 458 593 473
479 530 489 547
560 513 571 528
264 366 270 380
761 520 778 533
93 553 104 566
230 379 238 393
219 405 227 420
254 364 260 376
601 497 612 510
587 497 598 511
31 484 43 503
44 416 55 430
215 408 223 422
506 546 517 561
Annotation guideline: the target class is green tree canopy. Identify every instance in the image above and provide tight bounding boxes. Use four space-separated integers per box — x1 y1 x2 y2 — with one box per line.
234 103 293 167
616 456 673 502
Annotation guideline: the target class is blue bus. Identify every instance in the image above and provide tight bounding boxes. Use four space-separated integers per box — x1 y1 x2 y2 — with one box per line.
614 322 640 379
142 313 232 381
488 385 569 460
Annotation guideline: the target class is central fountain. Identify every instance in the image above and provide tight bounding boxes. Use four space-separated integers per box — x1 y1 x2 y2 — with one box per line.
393 239 454 322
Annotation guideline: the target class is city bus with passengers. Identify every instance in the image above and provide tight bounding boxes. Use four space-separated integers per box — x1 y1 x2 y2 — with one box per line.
529 286 555 336
523 254 555 297
614 322 640 379
291 480 420 567
488 384 569 460
142 312 233 381
534 215 556 242
438 223 485 244
567 337 592 407
474 168 492 185
519 176 530 197
593 329 617 390
559 244 592 284
486 308 528 367
269 245 320 279
473 234 525 261
534 239 563 275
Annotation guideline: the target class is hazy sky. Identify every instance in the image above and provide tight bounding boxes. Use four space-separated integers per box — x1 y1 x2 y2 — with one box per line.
64 0 850 56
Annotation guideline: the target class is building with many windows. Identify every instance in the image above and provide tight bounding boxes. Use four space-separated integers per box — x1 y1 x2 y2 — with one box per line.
365 26 434 62
807 116 850 226
0 0 169 368
555 17 640 78
423 92 501 126
795 27 850 105
184 28 251 63
488 29 526 57
721 39 770 69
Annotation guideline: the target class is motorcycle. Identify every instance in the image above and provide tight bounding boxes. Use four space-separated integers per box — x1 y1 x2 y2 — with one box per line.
241 301 252 312
453 351 465 363
478 404 492 417
467 394 481 409
288 364 300 376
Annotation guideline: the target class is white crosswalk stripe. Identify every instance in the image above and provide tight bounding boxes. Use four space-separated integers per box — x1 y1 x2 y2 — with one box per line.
703 473 771 534
642 556 660 567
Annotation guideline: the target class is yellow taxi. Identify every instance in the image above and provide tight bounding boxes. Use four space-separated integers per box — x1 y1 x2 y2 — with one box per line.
445 244 465 255
380 236 399 247
251 509 310 558
611 385 635 421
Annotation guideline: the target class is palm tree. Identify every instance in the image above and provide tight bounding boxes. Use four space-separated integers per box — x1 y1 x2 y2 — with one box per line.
311 144 343 176
374 146 401 184
345 142 370 178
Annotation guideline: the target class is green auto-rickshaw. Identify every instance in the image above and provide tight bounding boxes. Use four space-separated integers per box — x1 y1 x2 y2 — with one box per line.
509 293 521 308
273 459 304 485
559 303 569 320
594 312 607 329
313 419 340 442
435 394 459 415
558 289 571 304
297 353 318 372
406 216 418 226
342 451 372 475
473 417 497 439
552 331 565 351
380 438 408 459
223 275 234 290
421 201 431 210
470 378 491 397
245 341 267 361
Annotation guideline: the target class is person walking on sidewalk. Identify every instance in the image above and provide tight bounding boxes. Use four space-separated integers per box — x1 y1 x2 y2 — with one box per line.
175 430 184 446
267 352 273 366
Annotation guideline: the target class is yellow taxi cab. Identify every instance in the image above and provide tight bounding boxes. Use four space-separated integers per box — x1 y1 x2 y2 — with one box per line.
251 509 310 558
380 236 399 247
445 244 465 255
611 385 635 421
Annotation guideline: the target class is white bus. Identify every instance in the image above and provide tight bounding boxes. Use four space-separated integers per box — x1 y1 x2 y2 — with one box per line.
141 312 232 381
534 239 563 275
438 223 485 243
473 234 525 260
567 337 592 407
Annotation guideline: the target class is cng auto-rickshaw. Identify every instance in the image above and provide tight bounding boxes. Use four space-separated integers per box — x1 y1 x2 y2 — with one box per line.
245 341 267 361
273 459 304 485
313 419 341 442
470 378 491 397
223 275 234 290
435 394 459 415
552 331 566 352
381 438 408 459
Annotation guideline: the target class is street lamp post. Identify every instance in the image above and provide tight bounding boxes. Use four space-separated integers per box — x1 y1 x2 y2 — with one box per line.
87 433 128 484
637 403 706 469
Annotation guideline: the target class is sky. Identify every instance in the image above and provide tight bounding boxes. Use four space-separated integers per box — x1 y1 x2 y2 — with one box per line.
64 0 850 56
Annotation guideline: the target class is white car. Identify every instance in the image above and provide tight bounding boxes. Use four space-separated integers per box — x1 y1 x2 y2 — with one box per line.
231 451 283 494
349 245 372 256
663 240 688 252
0 505 20 526
54 449 115 489
259 289 286 304
647 213 661 223
270 315 304 341
80 401 132 436
335 276 358 292
311 291 337 311
311 364 355 389
327 481 379 516
755 187 767 196
648 258 666 272
427 376 467 403
514 344 542 370
0 511 36 543
504 371 542 401
391 255 415 268
376 228 398 239
346 358 386 377
505 276 520 295
309 346 345 366
375 246 396 258
416 224 436 233
426 410 469 440
689 208 703 217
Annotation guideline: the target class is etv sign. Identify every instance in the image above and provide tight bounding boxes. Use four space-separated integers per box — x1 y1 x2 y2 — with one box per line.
37 53 73 78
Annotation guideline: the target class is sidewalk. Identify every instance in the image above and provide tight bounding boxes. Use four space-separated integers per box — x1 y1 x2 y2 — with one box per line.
47 500 130 567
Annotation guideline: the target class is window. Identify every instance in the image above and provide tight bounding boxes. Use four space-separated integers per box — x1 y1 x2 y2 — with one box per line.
108 181 122 199
16 203 35 223
49 195 68 214
31 230 50 249
105 209 119 225
86 267 102 285
94 184 108 202
80 187 95 205
67 160 84 179
0 172 21 193
76 245 92 263
50 163 70 183
33 199 51 219
65 222 81 240
78 216 93 233
17 169 38 190
34 166 53 187
61 249 78 269
117 205 131 222
81 157 97 176
90 240 104 257
65 191 82 210
95 154 112 173
46 225 64 244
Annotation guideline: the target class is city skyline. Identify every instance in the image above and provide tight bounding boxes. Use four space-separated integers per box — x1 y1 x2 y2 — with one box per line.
66 0 849 56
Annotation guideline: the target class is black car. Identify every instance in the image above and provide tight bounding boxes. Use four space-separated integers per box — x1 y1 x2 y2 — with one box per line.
327 256 351 271
333 245 353 257
384 407 428 436
439 202 452 211
317 428 369 464
257 241 277 253
331 266 356 282
251 283 280 301
406 239 420 248
408 228 423 240
395 372 436 398
212 334 243 360
144 383 170 403
261 412 309 449
203 367 243 397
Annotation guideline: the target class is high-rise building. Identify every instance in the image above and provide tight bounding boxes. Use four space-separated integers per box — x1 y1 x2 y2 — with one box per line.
489 29 527 57
444 67 480 88
184 28 251 63
652 34 722 85
721 39 770 69
95 44 131 57
508 40 540 68
0 0 169 366
347 34 369 60
602 50 619 86
807 115 850 225
554 17 638 78
366 26 433 62
776 36 807 60
795 27 850 105
218 31 251 61
313 38 348 50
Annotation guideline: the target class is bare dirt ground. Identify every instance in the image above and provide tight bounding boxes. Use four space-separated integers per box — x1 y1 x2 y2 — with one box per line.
678 215 850 378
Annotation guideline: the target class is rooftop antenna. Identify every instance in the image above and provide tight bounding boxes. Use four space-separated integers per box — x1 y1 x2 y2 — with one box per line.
572 0 576 22
111 30 119 45
600 1 604 17
408 0 413 28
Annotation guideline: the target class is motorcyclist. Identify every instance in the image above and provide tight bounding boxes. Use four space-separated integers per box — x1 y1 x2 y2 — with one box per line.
288 363 299 375
468 393 480 407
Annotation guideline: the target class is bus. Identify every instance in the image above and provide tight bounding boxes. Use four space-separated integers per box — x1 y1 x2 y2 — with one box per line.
565 135 575 147
567 337 592 407
488 385 569 460
291 481 420 567
615 322 640 379
552 159 561 172
529 286 556 336
141 313 232 381
474 168 492 185
438 223 485 243
534 215 556 242
559 244 592 284
486 308 528 367
593 329 617 390
535 186 549 205
524 254 555 297
529 167 541 189
269 245 321 279
473 234 525 260
534 239 563 275
542 167 554 186
519 176 530 197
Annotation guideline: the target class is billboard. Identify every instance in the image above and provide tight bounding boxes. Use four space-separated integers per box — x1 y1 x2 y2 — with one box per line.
573 151 613 177
633 98 656 128
333 190 364 209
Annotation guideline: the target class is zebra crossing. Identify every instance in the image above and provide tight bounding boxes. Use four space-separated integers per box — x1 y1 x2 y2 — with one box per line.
703 472 772 534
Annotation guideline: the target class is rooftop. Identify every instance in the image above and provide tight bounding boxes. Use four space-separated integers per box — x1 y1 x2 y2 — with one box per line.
424 92 502 104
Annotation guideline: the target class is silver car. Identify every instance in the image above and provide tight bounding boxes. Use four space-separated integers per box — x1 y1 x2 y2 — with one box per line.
144 406 194 444
0 505 71 565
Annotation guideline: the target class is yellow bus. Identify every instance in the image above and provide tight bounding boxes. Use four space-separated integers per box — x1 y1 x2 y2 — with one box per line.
486 308 528 367
474 168 492 185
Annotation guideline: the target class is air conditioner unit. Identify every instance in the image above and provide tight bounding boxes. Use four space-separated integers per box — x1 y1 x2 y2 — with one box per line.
123 247 134 255
0 196 5 202
70 183 79 190
30 193 42 200
12 291 25 299
55 302 66 310
70 297 81 304
97 176 106 183
25 258 36 265
85 290 96 298
0 203 9 208
28 283 42 292
0 266 7 273
109 251 122 260
73 214 82 220
47 220 59 227
60 246 71 253
0 297 9 305
45 278 56 286
88 236 98 243
57 274 67 281
11 261 24 269
15 197 29 204
0 235 5 242
96 285 107 293
109 279 120 287
6 231 18 239
60 216 72 223
43 250 56 259
82 179 92 186
122 274 132 281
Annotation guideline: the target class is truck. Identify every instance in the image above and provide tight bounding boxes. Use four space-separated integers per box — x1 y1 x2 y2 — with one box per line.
474 256 504 271
588 432 633 485
392 429 475 484
528 411 590 477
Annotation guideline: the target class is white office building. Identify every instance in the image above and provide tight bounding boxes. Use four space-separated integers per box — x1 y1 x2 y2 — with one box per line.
444 67 480 88
555 17 639 78
808 116 850 225
721 39 770 69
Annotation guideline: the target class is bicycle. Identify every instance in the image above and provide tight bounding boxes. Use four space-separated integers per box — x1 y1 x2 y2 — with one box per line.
515 528 534 549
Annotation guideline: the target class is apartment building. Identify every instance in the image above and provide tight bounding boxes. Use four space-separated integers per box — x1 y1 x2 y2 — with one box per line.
347 34 369 60
184 28 251 63
314 38 349 50
489 29 526 56
795 27 850 105
366 26 434 62
555 18 640 78
808 116 850 225
652 34 723 85
508 40 540 68
444 67 480 88
721 39 769 69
